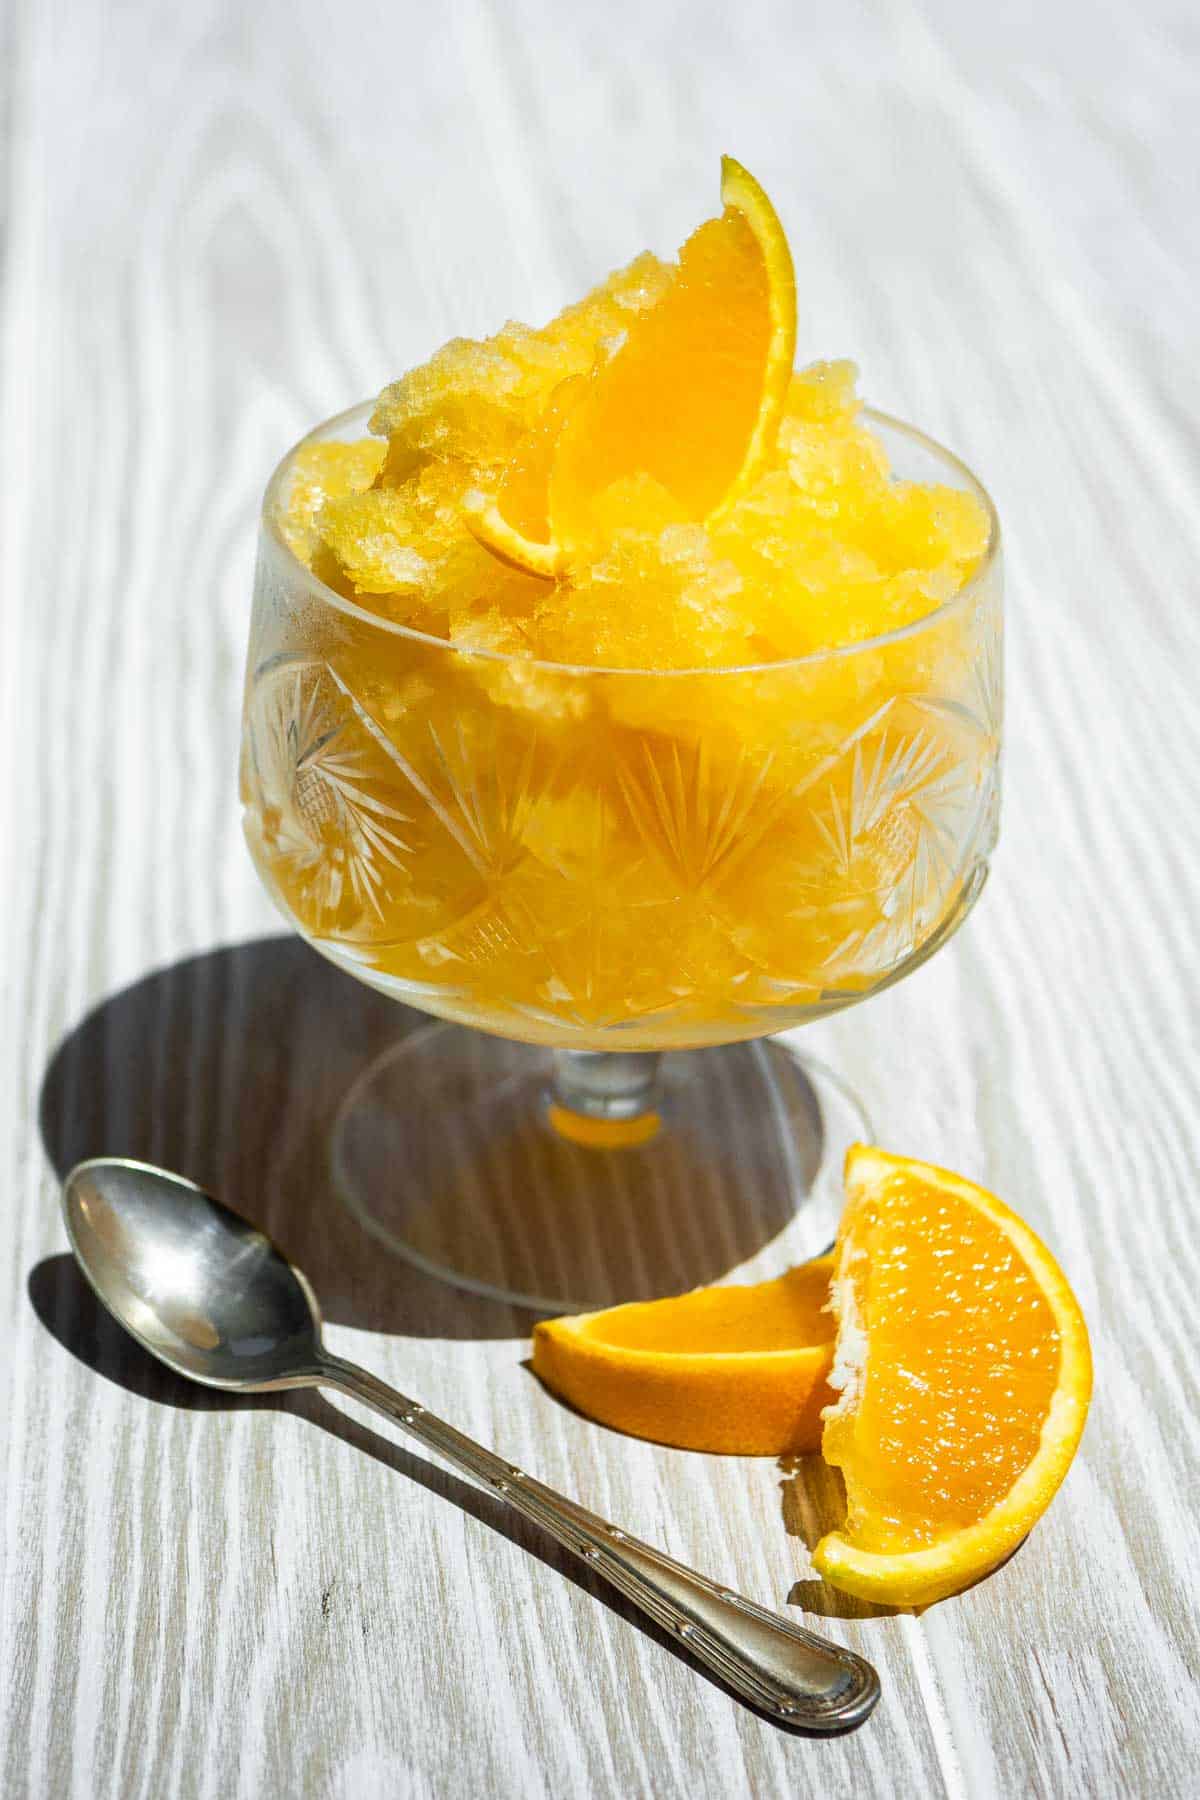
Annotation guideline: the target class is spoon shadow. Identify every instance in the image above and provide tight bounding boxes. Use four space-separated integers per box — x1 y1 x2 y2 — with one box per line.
28 1254 867 1736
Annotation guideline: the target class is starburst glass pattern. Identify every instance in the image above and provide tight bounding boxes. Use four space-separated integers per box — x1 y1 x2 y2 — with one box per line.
401 753 676 1031
241 658 417 940
505 771 684 1030
420 716 545 881
806 697 995 984
616 737 785 892
331 693 563 988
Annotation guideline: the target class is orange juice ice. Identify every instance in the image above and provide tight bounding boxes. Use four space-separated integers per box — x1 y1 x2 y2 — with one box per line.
244 159 1000 1047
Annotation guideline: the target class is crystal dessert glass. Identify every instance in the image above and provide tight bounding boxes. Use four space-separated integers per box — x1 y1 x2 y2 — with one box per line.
241 400 1001 1310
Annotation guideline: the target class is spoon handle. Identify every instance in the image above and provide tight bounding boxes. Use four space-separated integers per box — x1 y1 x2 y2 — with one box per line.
320 1354 878 1731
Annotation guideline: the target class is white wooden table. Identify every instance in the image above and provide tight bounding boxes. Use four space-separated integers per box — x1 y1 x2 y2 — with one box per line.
4 2 1199 1794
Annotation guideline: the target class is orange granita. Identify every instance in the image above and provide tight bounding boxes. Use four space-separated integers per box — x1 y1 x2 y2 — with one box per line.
244 159 1000 1050
290 158 987 670
280 437 385 564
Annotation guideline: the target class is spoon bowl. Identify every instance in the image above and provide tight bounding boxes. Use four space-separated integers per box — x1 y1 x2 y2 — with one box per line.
64 1158 323 1390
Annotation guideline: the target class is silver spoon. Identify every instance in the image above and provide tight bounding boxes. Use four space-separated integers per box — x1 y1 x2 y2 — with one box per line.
62 1156 879 1731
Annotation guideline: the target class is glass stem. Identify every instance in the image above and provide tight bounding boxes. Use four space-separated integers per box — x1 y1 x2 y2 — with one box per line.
551 1051 663 1123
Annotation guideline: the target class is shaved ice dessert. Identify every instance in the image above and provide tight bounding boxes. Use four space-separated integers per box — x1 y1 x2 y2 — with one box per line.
242 159 1000 1047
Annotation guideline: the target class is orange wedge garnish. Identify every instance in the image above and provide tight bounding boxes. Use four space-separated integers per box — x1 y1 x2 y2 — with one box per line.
814 1147 1092 1607
531 1259 834 1456
466 156 796 576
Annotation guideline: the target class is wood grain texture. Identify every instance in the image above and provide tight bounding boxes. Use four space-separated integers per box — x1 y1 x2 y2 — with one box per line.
3 0 1199 1794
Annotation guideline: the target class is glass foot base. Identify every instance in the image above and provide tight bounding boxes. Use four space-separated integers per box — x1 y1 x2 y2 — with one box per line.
329 1023 871 1314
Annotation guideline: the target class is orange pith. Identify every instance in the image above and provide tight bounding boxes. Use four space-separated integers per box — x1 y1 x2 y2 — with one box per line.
814 1147 1092 1606
531 1260 836 1456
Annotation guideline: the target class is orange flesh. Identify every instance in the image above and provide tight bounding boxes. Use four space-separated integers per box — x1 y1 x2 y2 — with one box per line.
581 1261 834 1354
303 367 987 668
549 211 772 547
823 1175 1061 1552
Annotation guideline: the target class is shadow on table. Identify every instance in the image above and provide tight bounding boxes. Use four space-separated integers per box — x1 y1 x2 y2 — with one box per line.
37 933 794 1341
778 1455 902 1622
778 1455 1033 1620
37 934 530 1341
28 1251 867 1737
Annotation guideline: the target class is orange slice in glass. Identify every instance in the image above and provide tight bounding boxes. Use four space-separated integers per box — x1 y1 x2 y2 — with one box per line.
465 156 796 576
531 1258 834 1456
814 1146 1093 1607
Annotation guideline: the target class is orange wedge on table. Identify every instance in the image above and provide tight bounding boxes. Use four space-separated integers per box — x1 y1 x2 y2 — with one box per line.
532 1259 835 1456
814 1147 1092 1607
464 155 797 576
533 1146 1091 1608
